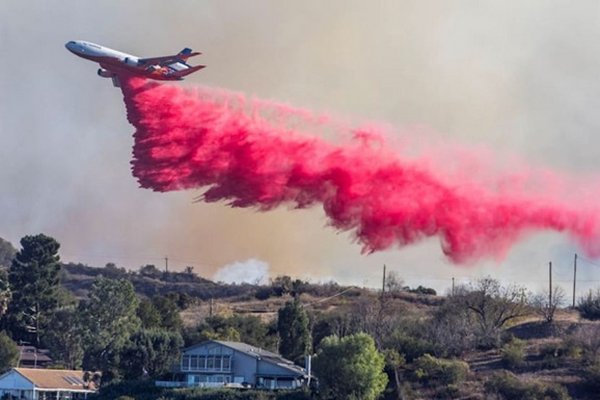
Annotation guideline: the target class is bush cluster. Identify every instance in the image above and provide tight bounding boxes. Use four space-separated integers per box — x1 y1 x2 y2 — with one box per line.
501 338 526 370
577 290 600 320
407 285 437 296
92 381 311 400
484 371 570 400
389 331 440 362
538 342 580 370
413 354 469 385
582 362 600 391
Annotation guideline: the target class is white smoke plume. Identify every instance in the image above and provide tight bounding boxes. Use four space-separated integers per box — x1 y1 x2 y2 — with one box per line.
213 258 269 285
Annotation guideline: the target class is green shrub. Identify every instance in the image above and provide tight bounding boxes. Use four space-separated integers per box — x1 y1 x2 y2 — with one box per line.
171 389 274 400
538 343 573 370
0 331 19 373
485 371 570 400
566 324 600 365
92 384 311 400
409 285 437 296
389 331 440 362
582 362 600 391
434 384 461 399
578 289 600 320
254 286 273 300
501 338 526 370
413 354 469 385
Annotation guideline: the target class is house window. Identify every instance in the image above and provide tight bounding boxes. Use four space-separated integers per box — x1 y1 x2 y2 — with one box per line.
181 355 191 370
222 356 231 370
190 355 199 370
206 374 230 383
182 352 232 372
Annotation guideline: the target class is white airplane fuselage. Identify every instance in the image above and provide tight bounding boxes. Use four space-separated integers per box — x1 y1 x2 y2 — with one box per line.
65 40 204 85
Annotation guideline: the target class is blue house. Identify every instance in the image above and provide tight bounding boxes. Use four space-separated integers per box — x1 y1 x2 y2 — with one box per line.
162 340 309 389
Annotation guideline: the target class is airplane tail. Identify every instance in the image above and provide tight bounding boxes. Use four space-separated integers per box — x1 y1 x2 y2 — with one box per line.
178 48 201 59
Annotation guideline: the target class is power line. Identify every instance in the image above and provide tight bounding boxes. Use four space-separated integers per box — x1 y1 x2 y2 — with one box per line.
61 252 224 270
577 255 600 269
306 286 357 305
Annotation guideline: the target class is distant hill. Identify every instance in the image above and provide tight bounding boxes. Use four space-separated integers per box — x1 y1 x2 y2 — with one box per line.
60 262 257 300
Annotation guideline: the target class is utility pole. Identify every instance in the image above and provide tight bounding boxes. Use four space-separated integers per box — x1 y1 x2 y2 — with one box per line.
549 261 552 307
164 256 169 273
452 277 455 296
573 253 577 308
381 264 386 300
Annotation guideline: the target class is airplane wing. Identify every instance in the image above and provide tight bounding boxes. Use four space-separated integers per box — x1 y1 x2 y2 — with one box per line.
170 64 206 79
138 48 201 67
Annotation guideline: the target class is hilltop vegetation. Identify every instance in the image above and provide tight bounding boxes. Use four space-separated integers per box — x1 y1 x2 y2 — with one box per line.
2 234 600 399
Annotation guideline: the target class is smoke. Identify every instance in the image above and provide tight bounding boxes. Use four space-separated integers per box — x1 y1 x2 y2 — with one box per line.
213 258 269 284
121 77 600 264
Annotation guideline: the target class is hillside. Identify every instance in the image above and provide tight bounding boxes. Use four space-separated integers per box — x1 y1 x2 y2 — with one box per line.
60 262 254 300
12 258 600 399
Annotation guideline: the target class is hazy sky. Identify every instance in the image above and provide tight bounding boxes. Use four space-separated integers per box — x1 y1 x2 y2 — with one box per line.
2 1 600 294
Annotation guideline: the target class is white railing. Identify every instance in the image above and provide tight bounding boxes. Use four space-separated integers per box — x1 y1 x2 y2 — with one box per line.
179 367 232 373
155 381 188 388
155 381 234 389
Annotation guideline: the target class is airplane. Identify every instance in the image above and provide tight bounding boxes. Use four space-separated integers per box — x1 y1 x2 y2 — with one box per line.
65 40 205 87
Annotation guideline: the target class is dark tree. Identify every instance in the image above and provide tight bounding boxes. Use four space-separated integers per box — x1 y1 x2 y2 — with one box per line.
137 298 162 329
137 295 182 331
43 308 84 369
6 234 61 345
0 331 18 373
80 277 140 381
139 264 161 278
119 328 183 379
277 300 311 364
164 292 192 310
152 296 182 331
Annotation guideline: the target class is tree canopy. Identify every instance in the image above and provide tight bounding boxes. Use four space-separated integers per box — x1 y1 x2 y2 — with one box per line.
119 328 183 379
43 308 84 369
277 300 311 364
313 333 387 400
6 234 61 344
80 277 140 381
0 331 18 373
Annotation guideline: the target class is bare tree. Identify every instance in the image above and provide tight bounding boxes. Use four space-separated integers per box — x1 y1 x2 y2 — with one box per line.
530 286 565 323
385 271 405 295
456 277 529 348
568 324 600 364
427 295 478 356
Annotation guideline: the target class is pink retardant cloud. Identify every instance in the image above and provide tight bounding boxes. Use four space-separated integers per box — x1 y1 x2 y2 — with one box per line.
121 77 600 264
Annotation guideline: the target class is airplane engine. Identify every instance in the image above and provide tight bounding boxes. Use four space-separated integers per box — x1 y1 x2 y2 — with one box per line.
97 68 113 78
123 57 139 66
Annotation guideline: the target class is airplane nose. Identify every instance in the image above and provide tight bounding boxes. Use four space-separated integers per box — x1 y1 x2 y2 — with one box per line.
65 41 77 53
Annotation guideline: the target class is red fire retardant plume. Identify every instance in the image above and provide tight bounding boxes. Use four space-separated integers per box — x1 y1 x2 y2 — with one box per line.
121 77 600 263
